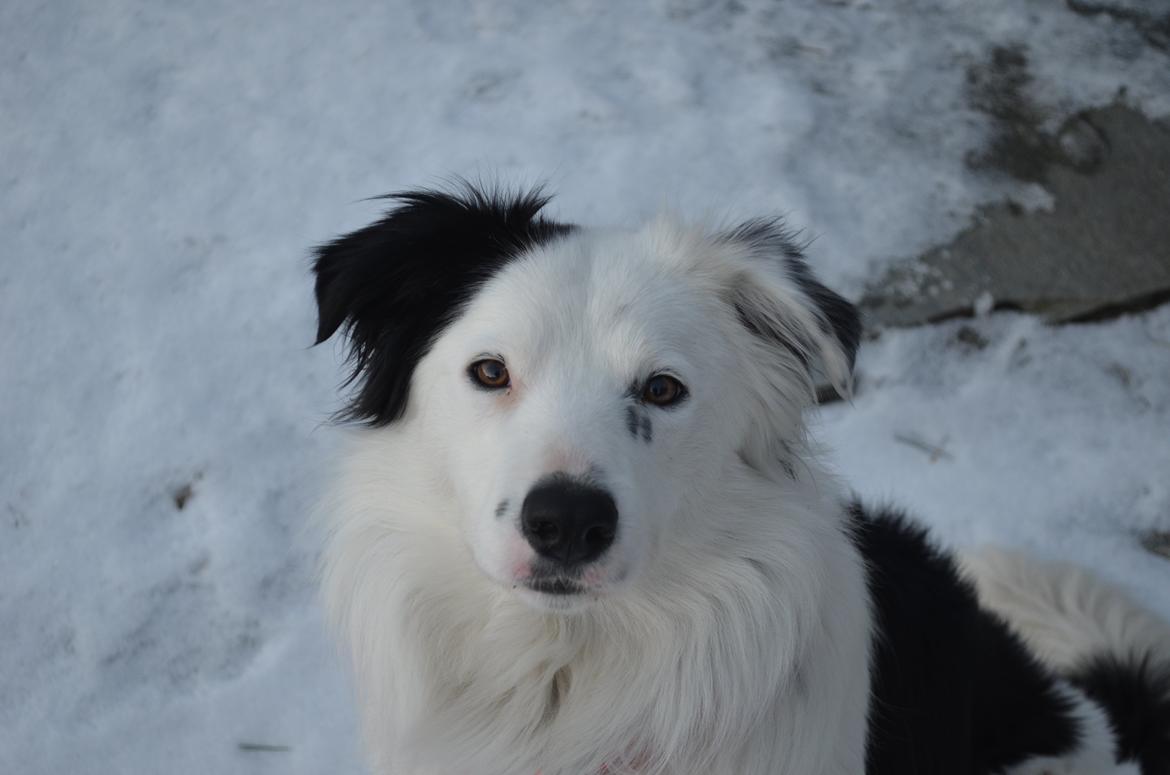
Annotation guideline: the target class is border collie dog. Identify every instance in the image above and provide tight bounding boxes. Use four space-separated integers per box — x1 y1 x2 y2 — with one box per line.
313 185 1170 775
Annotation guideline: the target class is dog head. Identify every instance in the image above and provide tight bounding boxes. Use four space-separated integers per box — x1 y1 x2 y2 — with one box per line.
314 185 859 612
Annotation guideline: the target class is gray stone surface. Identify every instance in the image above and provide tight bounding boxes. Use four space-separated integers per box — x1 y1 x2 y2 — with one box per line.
1143 529 1170 560
861 103 1170 328
1065 1 1170 53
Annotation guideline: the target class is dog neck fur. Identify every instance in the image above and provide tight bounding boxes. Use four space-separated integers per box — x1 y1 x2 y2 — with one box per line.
321 427 871 775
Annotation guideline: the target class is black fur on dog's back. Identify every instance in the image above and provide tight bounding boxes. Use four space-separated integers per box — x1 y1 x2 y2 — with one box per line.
850 502 1085 774
1069 653 1170 775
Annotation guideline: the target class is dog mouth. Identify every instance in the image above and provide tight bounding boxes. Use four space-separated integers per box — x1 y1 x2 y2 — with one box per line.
523 577 587 596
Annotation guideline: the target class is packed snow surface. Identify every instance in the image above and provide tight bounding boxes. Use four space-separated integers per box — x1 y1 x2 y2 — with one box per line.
2 1 1168 772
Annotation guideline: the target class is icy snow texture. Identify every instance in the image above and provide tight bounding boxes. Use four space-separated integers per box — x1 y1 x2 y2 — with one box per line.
819 309 1170 622
1 1 1168 773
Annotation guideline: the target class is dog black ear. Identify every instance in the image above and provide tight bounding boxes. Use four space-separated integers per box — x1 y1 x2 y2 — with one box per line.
312 185 573 425
721 219 862 398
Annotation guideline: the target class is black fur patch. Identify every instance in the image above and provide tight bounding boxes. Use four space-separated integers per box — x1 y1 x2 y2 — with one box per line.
1068 653 1170 774
625 405 640 439
494 500 510 519
724 218 861 371
313 184 574 424
851 502 1082 774
625 405 652 443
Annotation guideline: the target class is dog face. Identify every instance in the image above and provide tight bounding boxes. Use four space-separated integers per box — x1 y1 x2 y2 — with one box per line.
314 186 859 612
411 226 757 610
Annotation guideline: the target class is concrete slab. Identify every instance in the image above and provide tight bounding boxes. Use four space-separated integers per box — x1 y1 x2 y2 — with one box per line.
1143 529 1170 561
861 102 1170 328
1065 1 1170 53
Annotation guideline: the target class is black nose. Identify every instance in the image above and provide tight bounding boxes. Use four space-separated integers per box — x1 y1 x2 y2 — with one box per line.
520 476 618 566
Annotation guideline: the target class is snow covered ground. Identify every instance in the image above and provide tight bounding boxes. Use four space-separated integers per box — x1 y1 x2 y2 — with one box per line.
2 1 1168 773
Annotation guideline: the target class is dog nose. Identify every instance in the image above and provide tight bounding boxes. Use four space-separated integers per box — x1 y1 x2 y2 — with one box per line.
520 476 618 565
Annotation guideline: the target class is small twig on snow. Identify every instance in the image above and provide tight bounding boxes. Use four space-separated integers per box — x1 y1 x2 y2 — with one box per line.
893 432 953 462
238 742 291 753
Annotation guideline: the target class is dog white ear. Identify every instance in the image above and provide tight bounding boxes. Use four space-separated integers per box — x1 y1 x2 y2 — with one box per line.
721 219 861 400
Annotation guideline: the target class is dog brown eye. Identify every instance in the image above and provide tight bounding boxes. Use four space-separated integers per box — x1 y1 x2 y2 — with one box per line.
642 374 686 407
470 358 510 389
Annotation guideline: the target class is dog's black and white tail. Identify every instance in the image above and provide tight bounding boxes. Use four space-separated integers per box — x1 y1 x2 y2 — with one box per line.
963 548 1170 774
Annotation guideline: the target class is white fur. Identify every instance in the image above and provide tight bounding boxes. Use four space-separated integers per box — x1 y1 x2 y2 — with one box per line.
319 218 871 774
961 547 1170 672
961 548 1170 774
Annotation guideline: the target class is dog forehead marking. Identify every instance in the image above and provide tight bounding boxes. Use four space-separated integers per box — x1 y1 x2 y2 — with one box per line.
625 405 653 444
625 405 640 439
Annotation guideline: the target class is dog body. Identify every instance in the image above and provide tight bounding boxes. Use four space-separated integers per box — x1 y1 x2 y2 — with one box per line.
313 187 1169 774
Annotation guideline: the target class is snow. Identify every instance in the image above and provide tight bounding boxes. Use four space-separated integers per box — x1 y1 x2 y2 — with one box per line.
1 1 1167 773
818 309 1170 626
